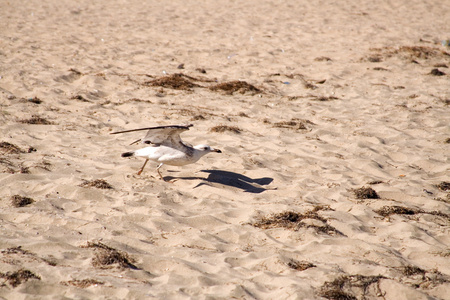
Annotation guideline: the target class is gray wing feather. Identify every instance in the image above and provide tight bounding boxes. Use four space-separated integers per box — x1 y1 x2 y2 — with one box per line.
111 124 193 148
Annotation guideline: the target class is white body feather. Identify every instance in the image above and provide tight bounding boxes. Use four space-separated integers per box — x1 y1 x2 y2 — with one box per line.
132 144 214 166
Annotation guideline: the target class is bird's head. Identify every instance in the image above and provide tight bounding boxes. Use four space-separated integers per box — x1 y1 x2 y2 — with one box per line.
194 144 222 154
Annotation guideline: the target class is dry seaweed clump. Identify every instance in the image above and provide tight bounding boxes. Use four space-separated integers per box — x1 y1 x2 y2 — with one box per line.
366 55 382 63
313 95 339 101
79 179 113 189
19 115 54 125
367 180 383 185
1 246 32 256
61 279 104 288
273 119 313 130
318 275 385 300
209 81 261 95
374 205 418 217
70 94 90 102
251 205 343 236
209 125 242 134
352 186 380 199
287 259 316 271
251 210 321 230
145 73 203 90
0 142 24 154
82 242 137 269
430 68 446 76
396 46 450 60
375 205 450 220
315 56 332 62
399 265 426 277
365 46 450 62
27 96 43 104
11 195 35 207
436 181 450 191
0 269 41 287
394 266 450 290
1 246 57 266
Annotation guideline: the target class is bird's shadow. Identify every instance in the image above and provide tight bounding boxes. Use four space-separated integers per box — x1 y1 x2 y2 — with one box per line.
165 170 274 193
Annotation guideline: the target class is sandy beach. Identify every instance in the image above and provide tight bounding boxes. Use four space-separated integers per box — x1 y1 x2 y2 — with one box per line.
1 0 449 299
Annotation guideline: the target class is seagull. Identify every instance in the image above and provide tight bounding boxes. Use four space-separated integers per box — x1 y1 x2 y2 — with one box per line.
111 124 221 180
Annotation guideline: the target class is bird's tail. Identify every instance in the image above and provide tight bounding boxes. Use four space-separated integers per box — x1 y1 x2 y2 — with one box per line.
121 151 135 158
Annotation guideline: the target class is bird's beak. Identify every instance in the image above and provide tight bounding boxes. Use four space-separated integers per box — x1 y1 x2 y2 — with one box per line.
212 148 222 153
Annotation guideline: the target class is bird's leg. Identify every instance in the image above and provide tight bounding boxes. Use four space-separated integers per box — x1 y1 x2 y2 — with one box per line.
137 159 149 175
157 163 177 183
156 163 164 180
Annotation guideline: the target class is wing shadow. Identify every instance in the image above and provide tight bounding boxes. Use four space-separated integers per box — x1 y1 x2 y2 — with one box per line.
193 170 274 193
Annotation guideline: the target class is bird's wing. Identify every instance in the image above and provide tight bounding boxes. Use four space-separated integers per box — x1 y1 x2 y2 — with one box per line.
111 124 193 148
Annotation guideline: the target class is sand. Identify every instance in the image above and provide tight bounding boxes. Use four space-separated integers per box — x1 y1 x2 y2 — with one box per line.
1 0 449 299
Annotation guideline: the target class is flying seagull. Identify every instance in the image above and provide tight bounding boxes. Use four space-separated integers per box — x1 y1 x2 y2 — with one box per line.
111 124 221 180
